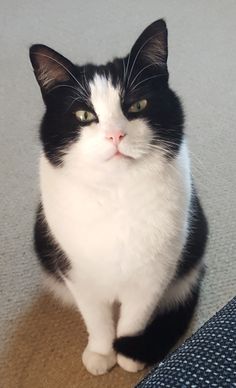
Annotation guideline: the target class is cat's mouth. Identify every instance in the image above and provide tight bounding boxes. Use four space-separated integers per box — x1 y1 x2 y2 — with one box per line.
114 150 123 157
107 149 133 161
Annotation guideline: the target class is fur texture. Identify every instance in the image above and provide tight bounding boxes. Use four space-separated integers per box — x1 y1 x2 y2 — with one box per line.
31 19 208 375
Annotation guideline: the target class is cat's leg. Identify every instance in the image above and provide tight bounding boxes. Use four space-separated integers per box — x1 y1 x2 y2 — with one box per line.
115 286 160 372
34 206 115 375
63 277 116 375
114 269 202 372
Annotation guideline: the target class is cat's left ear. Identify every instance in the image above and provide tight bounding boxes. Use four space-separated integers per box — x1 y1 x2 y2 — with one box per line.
130 19 168 67
29 44 74 93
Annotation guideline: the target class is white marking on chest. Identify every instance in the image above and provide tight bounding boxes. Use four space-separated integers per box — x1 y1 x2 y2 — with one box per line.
40 141 191 300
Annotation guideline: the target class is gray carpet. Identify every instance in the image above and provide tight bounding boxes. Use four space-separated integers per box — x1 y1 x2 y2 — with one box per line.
1 1 236 387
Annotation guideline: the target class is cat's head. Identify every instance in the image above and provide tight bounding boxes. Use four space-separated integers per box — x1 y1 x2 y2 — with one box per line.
30 19 183 171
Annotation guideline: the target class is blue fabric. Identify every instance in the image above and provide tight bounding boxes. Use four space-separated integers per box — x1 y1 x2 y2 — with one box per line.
136 297 236 388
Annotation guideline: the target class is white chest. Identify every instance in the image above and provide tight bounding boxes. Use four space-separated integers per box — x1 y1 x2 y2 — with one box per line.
40 146 191 295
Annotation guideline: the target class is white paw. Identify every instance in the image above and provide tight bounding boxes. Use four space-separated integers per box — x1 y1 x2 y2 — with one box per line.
117 354 145 373
82 347 116 375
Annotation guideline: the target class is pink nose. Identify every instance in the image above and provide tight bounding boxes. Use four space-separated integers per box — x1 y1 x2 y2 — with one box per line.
105 131 125 145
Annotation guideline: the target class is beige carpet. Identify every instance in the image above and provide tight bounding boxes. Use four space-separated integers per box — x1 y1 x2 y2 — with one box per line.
1 293 147 387
1 1 236 387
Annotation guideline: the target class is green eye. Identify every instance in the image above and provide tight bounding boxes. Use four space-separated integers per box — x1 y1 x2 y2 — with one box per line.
128 99 147 113
75 110 96 123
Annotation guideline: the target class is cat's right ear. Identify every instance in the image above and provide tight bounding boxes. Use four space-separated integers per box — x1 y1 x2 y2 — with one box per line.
29 44 74 93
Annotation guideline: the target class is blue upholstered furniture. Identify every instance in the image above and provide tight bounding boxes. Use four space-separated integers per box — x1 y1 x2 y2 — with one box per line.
136 297 236 388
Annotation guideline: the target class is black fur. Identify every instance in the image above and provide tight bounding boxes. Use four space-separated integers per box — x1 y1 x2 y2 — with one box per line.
34 204 70 280
114 280 202 365
176 189 208 278
29 19 183 166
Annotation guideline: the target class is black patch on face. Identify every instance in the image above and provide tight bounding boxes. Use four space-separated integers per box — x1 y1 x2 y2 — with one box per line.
113 278 202 365
30 19 184 166
34 203 71 280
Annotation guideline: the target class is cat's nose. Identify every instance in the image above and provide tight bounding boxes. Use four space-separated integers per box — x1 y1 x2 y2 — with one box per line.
105 131 126 145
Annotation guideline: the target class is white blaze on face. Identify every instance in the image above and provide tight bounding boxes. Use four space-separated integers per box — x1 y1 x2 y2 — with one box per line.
65 74 154 168
90 74 127 135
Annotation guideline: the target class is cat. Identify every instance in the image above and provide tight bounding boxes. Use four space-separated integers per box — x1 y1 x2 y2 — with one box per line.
30 19 208 375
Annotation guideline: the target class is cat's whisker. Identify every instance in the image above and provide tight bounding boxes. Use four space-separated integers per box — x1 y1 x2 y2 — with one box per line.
122 58 126 89
126 34 159 88
149 139 212 185
151 140 211 189
81 67 90 93
147 143 174 153
129 62 160 89
150 137 178 144
188 151 207 170
65 96 87 112
190 161 212 185
124 53 131 86
48 84 85 98
156 137 180 144
129 74 166 93
34 52 89 98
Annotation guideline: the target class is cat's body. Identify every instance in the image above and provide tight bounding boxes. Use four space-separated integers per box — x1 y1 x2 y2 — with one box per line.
31 19 208 375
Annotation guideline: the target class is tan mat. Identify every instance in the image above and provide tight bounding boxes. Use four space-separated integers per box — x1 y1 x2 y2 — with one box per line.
1 293 147 388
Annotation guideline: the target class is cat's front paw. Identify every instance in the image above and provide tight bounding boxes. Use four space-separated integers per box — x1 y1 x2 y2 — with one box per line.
117 354 145 373
82 347 116 375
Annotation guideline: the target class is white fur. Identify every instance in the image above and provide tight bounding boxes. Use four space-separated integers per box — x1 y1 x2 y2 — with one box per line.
117 354 145 373
158 263 203 312
82 346 116 375
40 75 193 373
43 274 75 307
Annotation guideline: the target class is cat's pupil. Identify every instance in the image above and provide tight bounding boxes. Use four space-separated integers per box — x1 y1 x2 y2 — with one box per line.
84 112 88 120
137 102 141 110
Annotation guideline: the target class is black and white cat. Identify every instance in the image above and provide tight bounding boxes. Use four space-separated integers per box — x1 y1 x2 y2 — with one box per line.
30 19 208 375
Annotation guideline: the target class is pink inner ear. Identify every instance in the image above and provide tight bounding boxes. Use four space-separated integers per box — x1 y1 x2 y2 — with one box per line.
37 55 70 90
144 35 167 66
38 65 70 90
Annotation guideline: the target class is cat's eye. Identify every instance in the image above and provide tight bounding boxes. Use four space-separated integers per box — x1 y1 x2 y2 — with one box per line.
128 99 147 113
75 110 96 123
